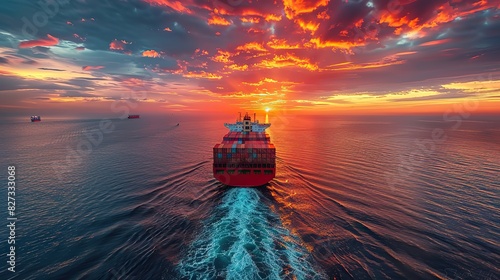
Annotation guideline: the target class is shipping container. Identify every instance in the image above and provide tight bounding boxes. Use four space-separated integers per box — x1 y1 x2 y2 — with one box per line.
213 116 276 187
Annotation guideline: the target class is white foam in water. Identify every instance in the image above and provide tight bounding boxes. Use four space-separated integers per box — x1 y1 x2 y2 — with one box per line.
177 188 326 280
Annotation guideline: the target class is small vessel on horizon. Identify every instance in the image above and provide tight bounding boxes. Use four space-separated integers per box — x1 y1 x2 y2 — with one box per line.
31 116 41 122
128 115 140 119
213 112 276 187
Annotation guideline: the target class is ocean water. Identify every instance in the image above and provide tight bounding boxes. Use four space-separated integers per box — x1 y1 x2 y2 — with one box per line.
0 114 498 280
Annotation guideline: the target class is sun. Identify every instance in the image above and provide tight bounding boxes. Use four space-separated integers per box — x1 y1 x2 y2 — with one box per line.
265 107 270 113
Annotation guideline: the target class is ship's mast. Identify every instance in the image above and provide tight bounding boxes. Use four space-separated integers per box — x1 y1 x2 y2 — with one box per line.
243 112 252 132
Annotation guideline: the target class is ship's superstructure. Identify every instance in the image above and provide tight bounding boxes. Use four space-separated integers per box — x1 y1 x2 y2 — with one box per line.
213 113 275 187
224 112 270 132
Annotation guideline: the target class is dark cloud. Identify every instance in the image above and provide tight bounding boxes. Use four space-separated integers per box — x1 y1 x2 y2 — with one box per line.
59 90 98 97
33 46 51 53
136 56 179 71
0 74 73 91
22 59 38 65
66 78 98 89
17 48 51 59
38 67 65 71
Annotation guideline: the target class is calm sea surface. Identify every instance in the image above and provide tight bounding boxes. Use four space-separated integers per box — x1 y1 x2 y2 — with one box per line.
0 114 498 280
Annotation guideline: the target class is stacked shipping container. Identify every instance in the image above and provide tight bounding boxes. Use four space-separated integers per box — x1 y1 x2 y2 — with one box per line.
213 131 276 187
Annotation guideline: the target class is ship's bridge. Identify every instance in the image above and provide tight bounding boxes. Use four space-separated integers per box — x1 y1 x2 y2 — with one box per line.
224 112 270 132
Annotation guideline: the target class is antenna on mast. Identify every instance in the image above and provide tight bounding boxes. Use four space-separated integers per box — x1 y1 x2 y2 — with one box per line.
254 113 256 122
238 112 242 122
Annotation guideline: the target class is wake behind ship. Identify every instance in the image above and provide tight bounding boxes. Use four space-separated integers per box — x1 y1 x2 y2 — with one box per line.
213 113 276 187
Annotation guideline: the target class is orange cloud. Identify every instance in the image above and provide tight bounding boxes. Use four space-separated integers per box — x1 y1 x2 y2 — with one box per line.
121 77 148 88
19 34 59 48
241 17 260 24
283 0 329 19
379 13 420 29
420 1 487 30
236 42 267 52
317 10 330 20
257 54 318 71
308 38 364 50
194 49 209 56
420 38 452 47
267 38 301 49
326 58 405 71
164 27 172 32
211 50 233 63
82 65 105 71
247 28 265 34
296 18 320 34
214 5 282 23
354 18 364 28
183 71 222 79
208 15 231 26
242 78 278 86
394 51 417 56
265 14 282 22
109 39 130 50
143 0 192 14
227 64 249 71
142 50 160 57
380 0 498 37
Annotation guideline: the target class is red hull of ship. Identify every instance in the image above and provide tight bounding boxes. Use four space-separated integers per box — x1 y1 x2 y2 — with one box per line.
213 170 275 187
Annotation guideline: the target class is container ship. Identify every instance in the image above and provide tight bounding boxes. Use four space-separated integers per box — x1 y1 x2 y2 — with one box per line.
213 112 275 187
30 116 41 122
128 115 140 119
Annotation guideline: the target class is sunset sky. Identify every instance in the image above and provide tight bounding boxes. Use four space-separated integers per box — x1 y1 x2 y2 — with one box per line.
0 0 499 117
